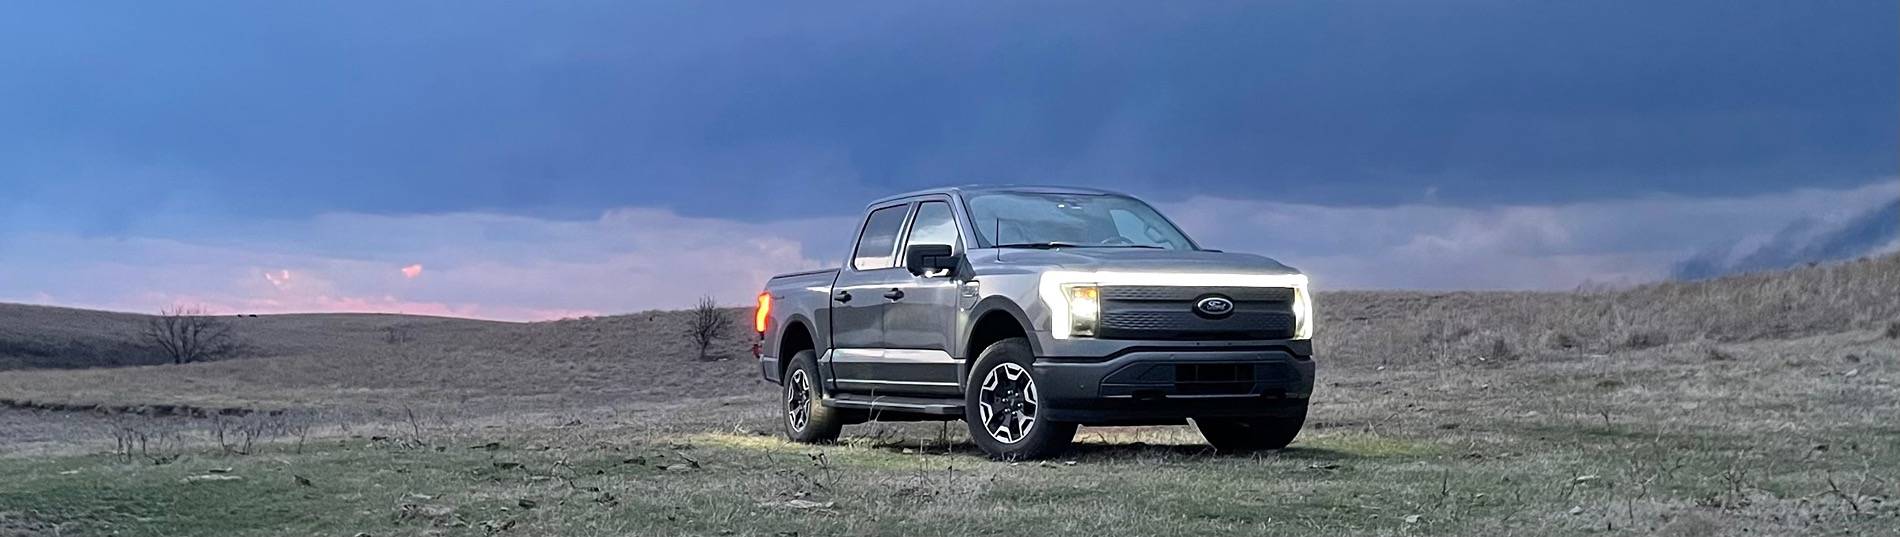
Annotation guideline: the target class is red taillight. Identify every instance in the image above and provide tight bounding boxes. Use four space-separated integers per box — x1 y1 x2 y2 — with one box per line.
755 292 771 333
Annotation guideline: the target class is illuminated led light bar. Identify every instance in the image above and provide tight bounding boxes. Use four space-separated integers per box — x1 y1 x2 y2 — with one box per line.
1038 271 1312 340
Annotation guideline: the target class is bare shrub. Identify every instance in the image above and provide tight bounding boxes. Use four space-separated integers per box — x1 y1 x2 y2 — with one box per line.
687 295 731 361
1620 330 1669 351
109 418 186 465
283 410 319 453
1486 337 1518 361
1703 344 1736 361
1885 321 1900 340
1548 332 1579 350
142 306 237 365
210 413 288 455
399 405 431 448
384 325 415 345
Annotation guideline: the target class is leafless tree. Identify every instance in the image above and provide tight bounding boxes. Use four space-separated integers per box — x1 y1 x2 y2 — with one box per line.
688 295 730 361
143 306 237 365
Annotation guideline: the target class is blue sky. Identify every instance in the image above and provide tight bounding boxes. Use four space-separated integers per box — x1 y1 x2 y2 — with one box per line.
2 2 1896 319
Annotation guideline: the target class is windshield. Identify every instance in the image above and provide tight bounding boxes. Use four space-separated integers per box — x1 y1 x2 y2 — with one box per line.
965 192 1197 250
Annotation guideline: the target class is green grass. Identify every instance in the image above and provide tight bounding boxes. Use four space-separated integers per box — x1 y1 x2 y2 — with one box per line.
4 416 1893 537
0 432 1450 536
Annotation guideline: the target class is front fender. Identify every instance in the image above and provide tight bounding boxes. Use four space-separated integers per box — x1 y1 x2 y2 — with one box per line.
961 296 1042 358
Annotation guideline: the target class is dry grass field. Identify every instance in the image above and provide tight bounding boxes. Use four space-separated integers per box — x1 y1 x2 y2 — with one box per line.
0 306 758 416
2 255 1897 536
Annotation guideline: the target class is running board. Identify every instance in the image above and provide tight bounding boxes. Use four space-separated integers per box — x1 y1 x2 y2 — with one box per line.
824 394 965 416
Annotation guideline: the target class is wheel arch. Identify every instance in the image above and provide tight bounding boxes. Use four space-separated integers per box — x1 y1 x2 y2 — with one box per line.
776 316 818 383
962 297 1040 362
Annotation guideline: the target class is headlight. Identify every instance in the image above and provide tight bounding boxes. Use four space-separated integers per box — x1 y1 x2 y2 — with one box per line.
1064 284 1100 337
1292 285 1315 340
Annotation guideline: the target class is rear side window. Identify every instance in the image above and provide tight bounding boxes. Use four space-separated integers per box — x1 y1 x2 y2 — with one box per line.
853 205 910 270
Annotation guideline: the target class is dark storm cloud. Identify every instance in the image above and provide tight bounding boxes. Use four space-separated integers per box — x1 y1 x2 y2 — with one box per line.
3 1 1893 228
1 2 1895 316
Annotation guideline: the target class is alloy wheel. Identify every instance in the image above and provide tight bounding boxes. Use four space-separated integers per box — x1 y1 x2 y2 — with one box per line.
977 362 1039 444
786 368 812 432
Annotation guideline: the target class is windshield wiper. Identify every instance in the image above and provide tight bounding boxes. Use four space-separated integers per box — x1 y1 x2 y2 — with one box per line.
992 241 1085 249
991 242 1165 249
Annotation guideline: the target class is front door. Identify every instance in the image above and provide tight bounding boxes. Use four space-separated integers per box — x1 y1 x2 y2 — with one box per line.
876 198 965 396
827 202 913 391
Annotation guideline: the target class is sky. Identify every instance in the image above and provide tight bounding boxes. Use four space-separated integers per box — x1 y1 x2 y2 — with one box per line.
1 2 1896 320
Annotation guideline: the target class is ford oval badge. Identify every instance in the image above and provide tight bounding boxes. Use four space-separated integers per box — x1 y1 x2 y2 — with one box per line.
1194 296 1235 317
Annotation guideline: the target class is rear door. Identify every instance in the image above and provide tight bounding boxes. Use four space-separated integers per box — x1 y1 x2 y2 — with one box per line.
827 202 914 391
876 198 966 396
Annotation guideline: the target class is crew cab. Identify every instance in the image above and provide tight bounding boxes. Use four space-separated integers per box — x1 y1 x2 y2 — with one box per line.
754 186 1315 459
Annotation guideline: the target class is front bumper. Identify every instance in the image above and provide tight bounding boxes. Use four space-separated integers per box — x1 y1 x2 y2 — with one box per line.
1032 340 1315 426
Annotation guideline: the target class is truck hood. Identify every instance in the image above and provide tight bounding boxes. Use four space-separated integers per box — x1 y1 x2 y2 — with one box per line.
978 248 1301 275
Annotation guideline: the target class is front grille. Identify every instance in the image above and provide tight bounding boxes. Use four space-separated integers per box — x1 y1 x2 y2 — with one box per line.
1096 285 1295 340
1100 286 1293 302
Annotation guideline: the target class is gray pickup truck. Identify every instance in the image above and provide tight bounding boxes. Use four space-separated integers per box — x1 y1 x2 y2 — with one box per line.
754 185 1315 459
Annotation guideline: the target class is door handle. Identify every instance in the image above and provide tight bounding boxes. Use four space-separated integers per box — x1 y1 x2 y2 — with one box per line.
833 290 853 303
883 288 905 301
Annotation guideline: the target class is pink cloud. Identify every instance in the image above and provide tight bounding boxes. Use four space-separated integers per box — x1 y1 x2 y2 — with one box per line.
154 291 601 321
263 269 292 289
0 207 843 321
1 180 1892 320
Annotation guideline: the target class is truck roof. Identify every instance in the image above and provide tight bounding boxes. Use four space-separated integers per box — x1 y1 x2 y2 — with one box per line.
867 184 1130 207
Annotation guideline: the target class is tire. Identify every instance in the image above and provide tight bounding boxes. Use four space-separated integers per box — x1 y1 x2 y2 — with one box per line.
964 337 1076 460
1194 402 1308 452
782 350 845 444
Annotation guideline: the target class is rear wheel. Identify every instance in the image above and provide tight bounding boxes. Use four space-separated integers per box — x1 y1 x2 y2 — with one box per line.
964 338 1076 460
783 350 844 443
1194 403 1308 452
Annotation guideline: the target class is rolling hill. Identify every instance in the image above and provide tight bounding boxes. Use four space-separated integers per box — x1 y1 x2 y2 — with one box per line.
0 254 1895 536
0 252 1894 416
0 304 511 371
0 304 763 415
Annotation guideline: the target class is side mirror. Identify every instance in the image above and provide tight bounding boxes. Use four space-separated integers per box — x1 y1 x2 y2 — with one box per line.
906 244 958 276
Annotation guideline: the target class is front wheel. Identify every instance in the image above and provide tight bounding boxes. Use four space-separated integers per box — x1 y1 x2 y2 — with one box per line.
964 338 1076 460
783 350 845 444
1194 403 1308 452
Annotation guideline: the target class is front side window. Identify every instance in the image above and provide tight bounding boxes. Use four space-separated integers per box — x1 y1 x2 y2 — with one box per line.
904 201 960 259
966 192 1195 250
853 205 910 270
